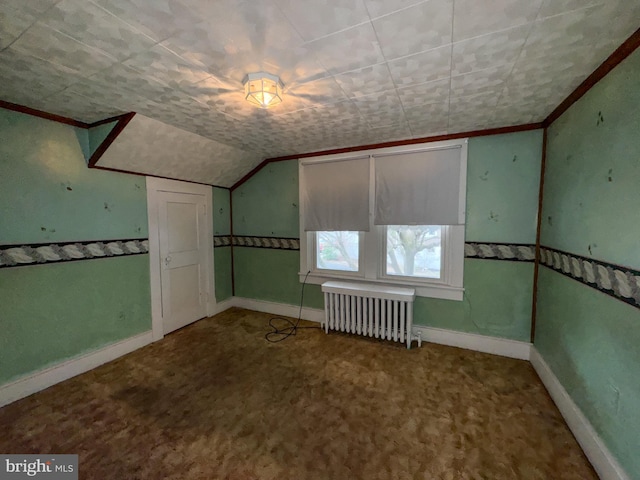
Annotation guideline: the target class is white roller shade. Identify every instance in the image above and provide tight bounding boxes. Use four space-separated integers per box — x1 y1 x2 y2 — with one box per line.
301 156 370 231
375 146 464 225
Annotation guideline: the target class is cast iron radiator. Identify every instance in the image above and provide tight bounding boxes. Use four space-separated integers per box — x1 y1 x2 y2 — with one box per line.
321 281 421 349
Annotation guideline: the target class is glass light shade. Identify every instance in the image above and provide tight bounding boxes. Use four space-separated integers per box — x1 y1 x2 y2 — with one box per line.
243 72 283 109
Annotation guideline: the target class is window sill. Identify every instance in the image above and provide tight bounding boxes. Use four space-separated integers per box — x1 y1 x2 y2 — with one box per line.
299 272 464 301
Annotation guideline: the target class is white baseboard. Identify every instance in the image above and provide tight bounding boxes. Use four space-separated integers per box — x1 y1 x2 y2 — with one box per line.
232 297 324 323
3 301 627 480
0 331 153 408
224 298 529 360
530 347 630 480
210 297 239 316
412 325 531 360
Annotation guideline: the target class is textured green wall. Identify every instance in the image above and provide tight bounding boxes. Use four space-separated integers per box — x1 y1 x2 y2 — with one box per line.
0 110 148 244
540 53 640 268
535 269 640 477
0 257 151 383
466 130 542 244
535 49 640 478
88 121 118 162
232 161 303 311
212 187 232 301
232 131 543 341
214 247 233 302
415 259 534 341
233 161 299 237
234 248 324 308
74 127 91 161
212 187 231 236
0 108 152 384
414 130 542 341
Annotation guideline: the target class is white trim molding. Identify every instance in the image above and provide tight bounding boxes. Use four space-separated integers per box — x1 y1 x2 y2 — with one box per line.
300 272 465 301
0 331 153 408
530 348 630 480
3 296 628 480
412 325 532 360
146 176 215 342
210 297 238 316
228 297 530 360
233 297 324 323
0 299 235 409
298 139 468 303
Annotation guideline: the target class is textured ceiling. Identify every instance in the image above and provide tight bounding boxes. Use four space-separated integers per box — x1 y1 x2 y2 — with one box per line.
1 0 639 186
98 114 257 186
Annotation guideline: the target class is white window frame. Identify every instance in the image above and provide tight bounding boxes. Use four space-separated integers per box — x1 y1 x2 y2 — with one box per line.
299 139 467 301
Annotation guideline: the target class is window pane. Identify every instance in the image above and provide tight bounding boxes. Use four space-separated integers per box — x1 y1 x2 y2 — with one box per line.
316 231 359 272
386 226 442 278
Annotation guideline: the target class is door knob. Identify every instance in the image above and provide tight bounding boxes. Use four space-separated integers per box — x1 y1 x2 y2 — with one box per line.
164 255 171 266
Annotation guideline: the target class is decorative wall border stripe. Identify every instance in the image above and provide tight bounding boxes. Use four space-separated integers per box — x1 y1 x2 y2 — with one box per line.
233 236 300 250
214 235 232 247
464 242 535 262
0 239 149 268
540 246 640 309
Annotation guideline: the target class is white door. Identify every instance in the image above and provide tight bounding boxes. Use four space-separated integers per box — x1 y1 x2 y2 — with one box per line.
158 191 208 334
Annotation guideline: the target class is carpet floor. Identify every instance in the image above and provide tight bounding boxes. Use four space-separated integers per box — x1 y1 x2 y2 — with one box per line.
0 308 597 479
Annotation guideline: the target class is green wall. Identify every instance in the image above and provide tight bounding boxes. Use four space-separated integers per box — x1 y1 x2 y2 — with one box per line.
535 48 640 478
232 130 543 341
540 54 640 268
212 187 233 302
0 108 151 384
87 120 118 162
535 270 640 478
415 259 534 341
212 186 231 236
214 247 233 302
231 161 322 307
466 130 542 244
234 247 324 308
0 110 148 243
0 257 150 383
416 130 542 341
233 161 300 238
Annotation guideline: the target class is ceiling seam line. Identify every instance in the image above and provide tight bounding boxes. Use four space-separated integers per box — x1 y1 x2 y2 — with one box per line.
363 0 410 133
493 2 544 110
447 0 455 132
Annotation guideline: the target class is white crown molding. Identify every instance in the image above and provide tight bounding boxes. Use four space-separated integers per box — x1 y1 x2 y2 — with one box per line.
0 331 153 408
530 347 630 480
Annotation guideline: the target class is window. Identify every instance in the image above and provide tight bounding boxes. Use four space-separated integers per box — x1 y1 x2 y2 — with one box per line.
316 231 360 272
385 225 442 279
299 139 467 301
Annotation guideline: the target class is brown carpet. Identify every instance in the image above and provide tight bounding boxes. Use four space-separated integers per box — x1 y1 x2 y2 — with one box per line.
0 308 596 480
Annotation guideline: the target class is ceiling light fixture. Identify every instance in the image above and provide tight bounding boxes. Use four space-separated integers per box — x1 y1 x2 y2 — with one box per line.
242 72 284 109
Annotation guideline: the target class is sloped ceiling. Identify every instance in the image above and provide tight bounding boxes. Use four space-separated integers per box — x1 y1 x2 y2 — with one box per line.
1 0 639 186
98 114 257 186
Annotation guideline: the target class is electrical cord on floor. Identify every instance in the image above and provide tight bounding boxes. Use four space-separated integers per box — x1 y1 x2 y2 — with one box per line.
265 270 321 343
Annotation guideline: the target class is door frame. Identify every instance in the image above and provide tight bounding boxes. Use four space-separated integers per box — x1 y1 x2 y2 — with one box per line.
146 176 215 341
